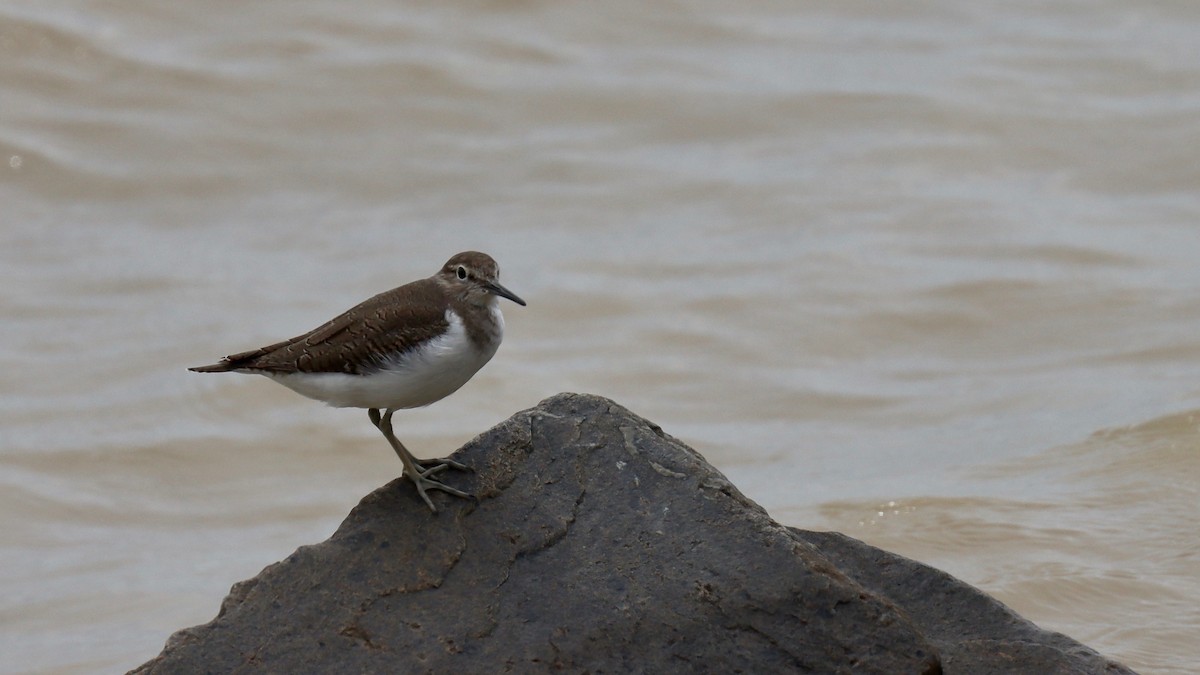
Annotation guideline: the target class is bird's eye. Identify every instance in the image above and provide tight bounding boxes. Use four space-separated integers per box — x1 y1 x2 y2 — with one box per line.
456 265 468 280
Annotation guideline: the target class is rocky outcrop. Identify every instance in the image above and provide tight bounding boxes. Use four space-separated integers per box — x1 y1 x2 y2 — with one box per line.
133 393 1132 674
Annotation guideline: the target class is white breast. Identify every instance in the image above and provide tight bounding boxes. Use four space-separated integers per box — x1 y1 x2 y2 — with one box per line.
263 308 502 410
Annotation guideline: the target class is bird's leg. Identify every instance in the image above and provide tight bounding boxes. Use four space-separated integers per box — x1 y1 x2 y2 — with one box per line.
373 408 472 512
367 408 469 473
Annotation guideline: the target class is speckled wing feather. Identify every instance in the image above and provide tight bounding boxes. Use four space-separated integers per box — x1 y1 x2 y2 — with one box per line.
191 278 450 375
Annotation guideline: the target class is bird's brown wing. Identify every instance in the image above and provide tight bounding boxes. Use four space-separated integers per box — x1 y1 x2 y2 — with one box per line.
190 278 449 375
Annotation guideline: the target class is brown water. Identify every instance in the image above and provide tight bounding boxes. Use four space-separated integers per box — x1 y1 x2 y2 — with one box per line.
3 1 1199 672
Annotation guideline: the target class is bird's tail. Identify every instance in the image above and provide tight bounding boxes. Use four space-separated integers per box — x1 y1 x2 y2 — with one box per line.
188 361 234 373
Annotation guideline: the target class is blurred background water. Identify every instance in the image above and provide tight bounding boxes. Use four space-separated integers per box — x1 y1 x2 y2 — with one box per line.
2 1 1198 672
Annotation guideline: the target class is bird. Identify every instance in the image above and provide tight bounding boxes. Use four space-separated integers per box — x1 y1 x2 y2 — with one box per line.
189 251 526 511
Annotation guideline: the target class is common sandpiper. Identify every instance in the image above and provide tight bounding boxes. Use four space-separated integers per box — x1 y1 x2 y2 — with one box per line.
190 251 525 511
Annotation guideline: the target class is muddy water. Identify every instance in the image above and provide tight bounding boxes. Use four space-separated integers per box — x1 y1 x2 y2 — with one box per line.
2 1 1198 672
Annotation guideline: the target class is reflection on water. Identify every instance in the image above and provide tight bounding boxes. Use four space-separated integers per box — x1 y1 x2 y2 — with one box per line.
3 1 1199 672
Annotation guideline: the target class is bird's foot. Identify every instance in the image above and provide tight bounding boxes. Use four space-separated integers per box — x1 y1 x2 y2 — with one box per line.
406 472 473 513
412 456 470 473
371 408 473 512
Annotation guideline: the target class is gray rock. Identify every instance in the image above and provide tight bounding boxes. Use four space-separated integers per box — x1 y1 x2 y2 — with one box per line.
133 393 1133 674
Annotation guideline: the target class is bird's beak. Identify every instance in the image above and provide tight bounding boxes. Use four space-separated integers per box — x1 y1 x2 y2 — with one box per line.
486 281 526 306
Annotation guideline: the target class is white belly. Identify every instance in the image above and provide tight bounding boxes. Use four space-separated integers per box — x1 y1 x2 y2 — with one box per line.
262 309 501 410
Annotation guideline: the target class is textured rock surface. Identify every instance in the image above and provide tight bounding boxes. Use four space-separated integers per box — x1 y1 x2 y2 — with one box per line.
133 393 1132 674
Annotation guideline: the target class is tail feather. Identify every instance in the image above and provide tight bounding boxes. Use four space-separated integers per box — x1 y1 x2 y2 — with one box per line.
189 344 279 373
189 361 235 373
